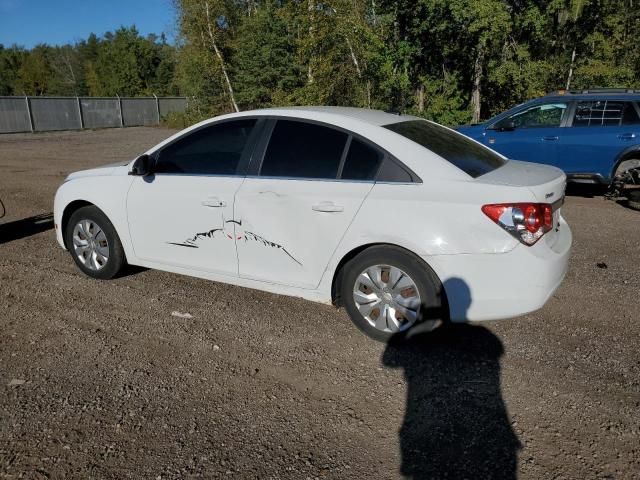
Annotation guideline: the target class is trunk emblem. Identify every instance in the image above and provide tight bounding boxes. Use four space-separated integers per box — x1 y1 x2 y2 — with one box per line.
545 192 554 199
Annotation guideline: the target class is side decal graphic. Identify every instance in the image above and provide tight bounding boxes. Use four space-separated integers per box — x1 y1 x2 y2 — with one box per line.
167 219 302 266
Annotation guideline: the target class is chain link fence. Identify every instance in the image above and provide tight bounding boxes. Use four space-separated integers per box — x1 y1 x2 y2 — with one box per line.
0 96 187 134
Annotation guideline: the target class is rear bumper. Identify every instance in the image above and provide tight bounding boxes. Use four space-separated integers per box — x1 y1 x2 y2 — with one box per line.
566 173 609 184
425 217 572 322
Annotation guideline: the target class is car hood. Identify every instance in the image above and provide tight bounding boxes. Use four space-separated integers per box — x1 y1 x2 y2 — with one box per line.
455 124 486 140
456 123 485 130
65 161 130 181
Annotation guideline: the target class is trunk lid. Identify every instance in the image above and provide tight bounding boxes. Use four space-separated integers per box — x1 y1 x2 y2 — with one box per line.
477 160 567 246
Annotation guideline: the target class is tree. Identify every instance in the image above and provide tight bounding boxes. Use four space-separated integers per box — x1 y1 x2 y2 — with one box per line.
15 44 51 95
232 1 303 109
0 45 25 95
176 0 240 112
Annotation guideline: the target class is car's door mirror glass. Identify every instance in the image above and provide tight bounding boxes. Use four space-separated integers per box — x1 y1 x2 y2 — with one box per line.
492 120 517 132
129 154 151 176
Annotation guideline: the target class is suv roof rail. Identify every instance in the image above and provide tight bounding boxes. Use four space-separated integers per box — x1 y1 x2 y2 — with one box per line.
548 88 640 96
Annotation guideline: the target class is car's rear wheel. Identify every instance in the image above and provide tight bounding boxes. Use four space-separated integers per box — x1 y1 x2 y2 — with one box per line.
627 190 640 211
65 205 126 280
340 246 445 342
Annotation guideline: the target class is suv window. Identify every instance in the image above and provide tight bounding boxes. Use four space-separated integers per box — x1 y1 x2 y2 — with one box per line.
384 120 506 178
573 100 640 127
340 138 383 181
494 103 568 129
155 119 256 175
261 120 348 179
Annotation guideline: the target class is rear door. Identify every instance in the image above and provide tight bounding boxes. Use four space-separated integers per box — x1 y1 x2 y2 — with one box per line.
234 119 381 289
484 102 569 166
555 100 640 178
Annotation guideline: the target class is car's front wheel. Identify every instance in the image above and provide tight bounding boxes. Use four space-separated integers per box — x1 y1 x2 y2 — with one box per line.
65 205 126 280
340 246 445 342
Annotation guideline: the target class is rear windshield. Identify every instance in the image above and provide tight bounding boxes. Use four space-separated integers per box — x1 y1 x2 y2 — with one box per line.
383 120 506 178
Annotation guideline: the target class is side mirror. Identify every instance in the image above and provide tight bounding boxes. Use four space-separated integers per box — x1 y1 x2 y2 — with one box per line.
129 154 152 176
501 120 516 132
490 120 516 132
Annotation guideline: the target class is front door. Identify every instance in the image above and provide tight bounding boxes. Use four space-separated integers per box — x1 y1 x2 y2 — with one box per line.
126 118 259 276
484 102 569 167
234 120 381 289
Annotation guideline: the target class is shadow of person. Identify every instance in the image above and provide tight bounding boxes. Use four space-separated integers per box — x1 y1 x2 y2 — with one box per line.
0 213 54 245
383 278 521 479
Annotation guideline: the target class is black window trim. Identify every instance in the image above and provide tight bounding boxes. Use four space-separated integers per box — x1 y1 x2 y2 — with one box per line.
246 116 421 184
150 117 266 177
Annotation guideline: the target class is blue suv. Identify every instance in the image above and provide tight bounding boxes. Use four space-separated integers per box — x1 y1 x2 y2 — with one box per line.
456 89 640 185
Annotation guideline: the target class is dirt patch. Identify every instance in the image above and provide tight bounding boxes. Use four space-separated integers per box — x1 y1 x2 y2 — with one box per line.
1 128 638 479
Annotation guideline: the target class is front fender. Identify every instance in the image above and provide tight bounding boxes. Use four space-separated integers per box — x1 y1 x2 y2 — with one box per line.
53 175 135 260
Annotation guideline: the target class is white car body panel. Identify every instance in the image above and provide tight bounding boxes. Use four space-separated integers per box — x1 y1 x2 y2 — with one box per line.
54 107 572 323
126 174 242 276
234 178 373 289
54 166 136 259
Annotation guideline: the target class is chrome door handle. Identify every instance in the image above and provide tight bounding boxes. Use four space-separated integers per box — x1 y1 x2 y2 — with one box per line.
542 136 559 141
312 202 344 213
201 198 226 207
618 133 636 140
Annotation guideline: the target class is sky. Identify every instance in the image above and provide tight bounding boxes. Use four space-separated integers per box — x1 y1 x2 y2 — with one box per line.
0 0 177 48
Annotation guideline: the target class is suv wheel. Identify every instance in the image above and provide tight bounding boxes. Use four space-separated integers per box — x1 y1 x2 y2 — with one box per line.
614 158 640 180
65 206 126 280
340 246 445 342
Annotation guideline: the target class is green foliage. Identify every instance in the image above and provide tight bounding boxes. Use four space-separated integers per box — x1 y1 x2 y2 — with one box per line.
172 0 640 126
2 1 639 127
0 27 176 97
232 2 303 109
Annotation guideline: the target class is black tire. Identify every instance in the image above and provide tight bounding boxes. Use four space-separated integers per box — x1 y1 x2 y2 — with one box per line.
627 190 640 211
65 205 126 280
340 245 446 342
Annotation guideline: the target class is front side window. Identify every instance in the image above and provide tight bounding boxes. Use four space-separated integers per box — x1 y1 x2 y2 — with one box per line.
494 103 568 129
384 120 506 178
260 120 348 179
573 101 640 127
155 119 257 175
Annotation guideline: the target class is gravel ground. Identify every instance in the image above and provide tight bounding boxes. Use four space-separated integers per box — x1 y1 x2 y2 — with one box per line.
0 127 638 480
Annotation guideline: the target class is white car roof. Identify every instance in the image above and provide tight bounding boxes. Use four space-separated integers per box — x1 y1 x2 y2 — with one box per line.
254 106 418 126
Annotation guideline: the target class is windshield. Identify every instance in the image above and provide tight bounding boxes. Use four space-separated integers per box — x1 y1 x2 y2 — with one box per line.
384 120 506 178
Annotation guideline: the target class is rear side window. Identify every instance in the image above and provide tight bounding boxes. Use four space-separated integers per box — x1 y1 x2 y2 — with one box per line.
155 119 256 175
384 120 506 178
261 120 348 179
573 101 640 127
340 138 383 181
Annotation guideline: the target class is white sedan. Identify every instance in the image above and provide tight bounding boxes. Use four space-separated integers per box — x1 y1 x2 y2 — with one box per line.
54 107 571 341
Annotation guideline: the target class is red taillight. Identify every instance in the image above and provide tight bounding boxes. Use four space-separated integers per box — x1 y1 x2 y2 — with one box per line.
482 203 553 246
